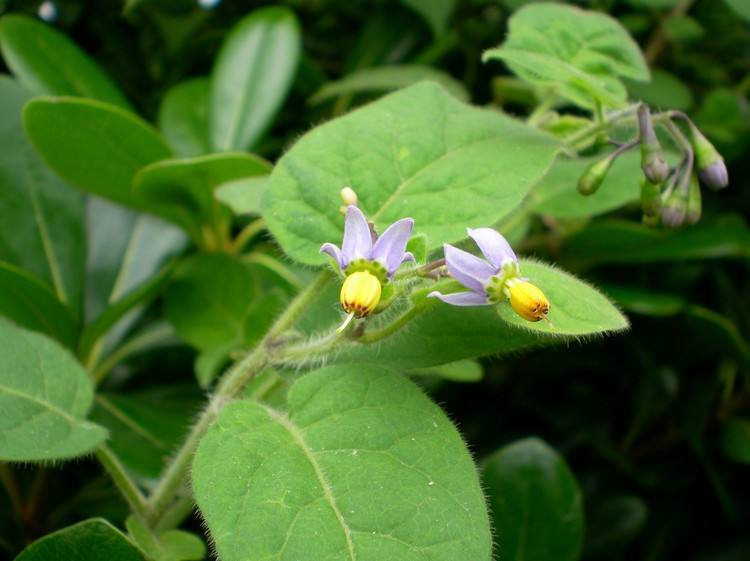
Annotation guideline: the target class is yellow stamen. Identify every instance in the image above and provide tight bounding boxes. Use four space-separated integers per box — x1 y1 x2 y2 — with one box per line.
339 270 382 324
506 279 550 322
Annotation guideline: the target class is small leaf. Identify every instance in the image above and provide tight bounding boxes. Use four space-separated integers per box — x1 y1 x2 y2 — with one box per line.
15 518 147 561
0 15 131 109
263 82 561 265
409 359 484 382
23 97 173 217
127 514 205 561
158 77 211 158
400 0 455 36
0 320 107 462
310 65 469 105
626 69 693 111
214 176 268 216
719 418 750 464
482 437 584 561
0 262 77 348
193 365 492 561
210 6 301 151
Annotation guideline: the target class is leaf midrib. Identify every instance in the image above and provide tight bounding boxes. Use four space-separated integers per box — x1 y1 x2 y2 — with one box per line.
0 383 80 425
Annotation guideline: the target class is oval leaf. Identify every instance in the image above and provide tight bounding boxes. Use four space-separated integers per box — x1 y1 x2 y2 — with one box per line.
0 319 107 461
482 437 584 561
158 77 211 158
193 365 492 561
263 81 561 265
210 6 301 151
0 15 131 109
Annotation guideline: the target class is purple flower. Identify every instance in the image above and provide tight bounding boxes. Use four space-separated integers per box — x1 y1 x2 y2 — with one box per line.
320 205 414 279
428 228 518 306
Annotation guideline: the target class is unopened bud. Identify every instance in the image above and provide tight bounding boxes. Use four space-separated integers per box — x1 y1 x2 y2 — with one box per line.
638 106 669 183
688 124 728 189
340 186 358 206
640 176 662 218
577 156 613 196
660 176 688 229
686 173 702 225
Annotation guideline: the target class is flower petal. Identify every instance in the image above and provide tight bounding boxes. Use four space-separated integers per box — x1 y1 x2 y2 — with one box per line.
428 290 490 306
444 244 496 293
320 242 345 270
341 205 373 266
467 228 517 269
372 217 414 274
401 251 415 265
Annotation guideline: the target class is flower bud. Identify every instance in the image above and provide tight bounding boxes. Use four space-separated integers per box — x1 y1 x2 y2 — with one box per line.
340 271 381 318
638 106 669 183
506 279 550 322
578 156 613 196
660 179 688 229
686 173 702 225
340 186 358 206
640 176 662 218
689 124 728 189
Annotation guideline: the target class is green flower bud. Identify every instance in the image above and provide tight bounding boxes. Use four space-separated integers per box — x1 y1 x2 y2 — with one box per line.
689 124 728 189
660 174 688 229
640 176 662 218
638 106 669 183
577 156 613 196
686 173 702 225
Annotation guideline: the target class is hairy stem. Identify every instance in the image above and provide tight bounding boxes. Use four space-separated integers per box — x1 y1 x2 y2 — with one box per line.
96 447 148 517
357 304 425 343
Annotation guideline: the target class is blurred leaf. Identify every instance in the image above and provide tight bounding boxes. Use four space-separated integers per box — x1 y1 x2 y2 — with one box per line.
409 359 484 382
602 284 685 316
134 153 271 238
0 319 107 461
23 97 174 218
193 365 492 561
0 262 77 348
719 417 750 465
482 437 584 561
685 305 750 366
400 0 455 36
484 3 649 109
724 0 750 22
529 151 641 219
0 76 85 313
0 15 131 109
14 518 146 561
214 176 268 216
263 82 561 265
624 0 681 7
158 77 211 158
694 89 750 157
310 65 468 104
584 495 648 557
664 15 704 43
626 69 693 111
210 6 301 151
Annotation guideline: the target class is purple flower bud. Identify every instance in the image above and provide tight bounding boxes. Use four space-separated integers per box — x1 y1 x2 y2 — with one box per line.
660 187 688 229
699 160 729 190
689 124 729 189
638 105 669 183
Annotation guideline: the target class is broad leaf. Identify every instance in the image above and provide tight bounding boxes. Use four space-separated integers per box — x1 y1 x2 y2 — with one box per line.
0 320 107 461
400 0 455 36
483 3 648 108
193 365 492 561
0 262 77 349
528 151 642 219
0 15 131 109
482 437 584 561
158 77 211 158
0 76 85 312
310 65 469 104
134 152 271 239
210 6 301 151
214 176 268 216
23 97 173 217
263 82 561 265
15 518 146 561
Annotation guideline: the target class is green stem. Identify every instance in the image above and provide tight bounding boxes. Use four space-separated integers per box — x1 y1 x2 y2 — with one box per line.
565 105 640 149
357 304 425 343
231 218 266 254
153 495 195 534
526 93 557 127
92 323 175 385
96 447 147 517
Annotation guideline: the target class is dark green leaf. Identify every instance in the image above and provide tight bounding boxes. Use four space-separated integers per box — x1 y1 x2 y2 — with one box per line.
400 0 455 36
719 418 750 465
584 495 648 557
158 77 211 158
626 69 693 111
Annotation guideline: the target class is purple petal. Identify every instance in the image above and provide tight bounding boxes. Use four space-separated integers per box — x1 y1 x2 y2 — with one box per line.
372 217 414 274
428 290 490 307
341 205 373 266
444 244 496 293
467 228 517 269
320 243 345 270
401 251 415 265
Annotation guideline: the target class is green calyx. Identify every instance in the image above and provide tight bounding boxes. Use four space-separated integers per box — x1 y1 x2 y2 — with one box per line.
485 261 522 303
344 258 389 284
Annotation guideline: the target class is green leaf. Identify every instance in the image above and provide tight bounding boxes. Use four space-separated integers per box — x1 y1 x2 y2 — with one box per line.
0 319 107 461
626 69 693 111
483 3 648 108
0 15 131 109
310 65 469 104
528 151 642 219
400 0 455 36
409 359 484 383
210 6 301 151
725 0 750 22
134 153 271 238
193 365 492 561
126 515 205 561
0 262 77 348
23 97 173 217
158 77 211 158
0 76 85 313
602 284 685 317
14 518 147 561
584 495 648 556
214 176 268 216
719 418 750 464
482 437 584 561
263 82 561 265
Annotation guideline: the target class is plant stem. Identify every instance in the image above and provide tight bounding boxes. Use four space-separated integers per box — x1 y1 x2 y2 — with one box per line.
565 106 639 149
357 304 425 343
154 495 196 534
526 93 557 127
96 447 147 517
231 218 266 254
